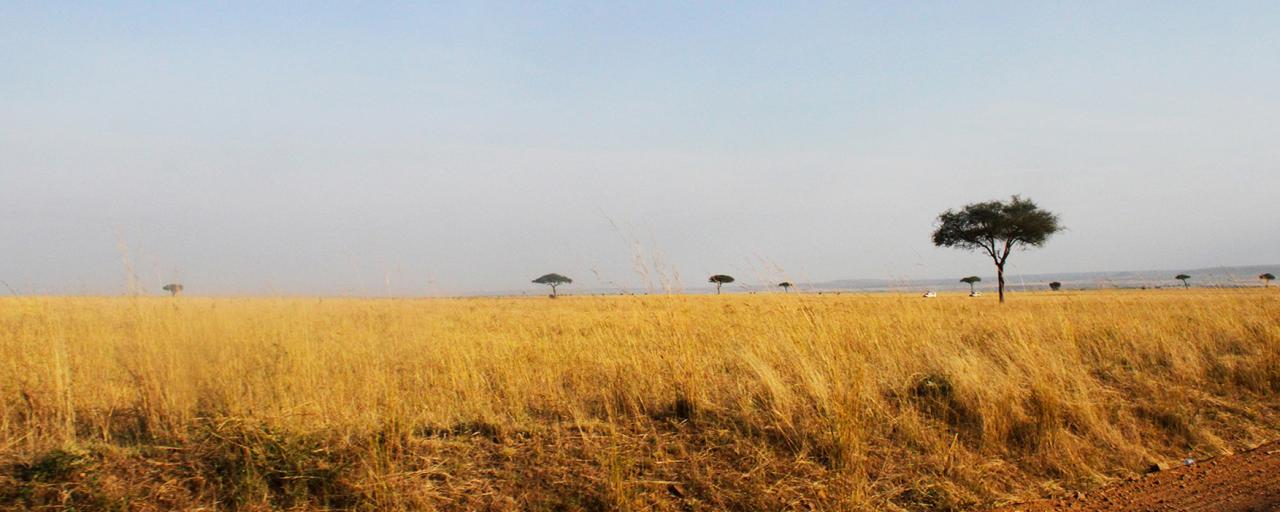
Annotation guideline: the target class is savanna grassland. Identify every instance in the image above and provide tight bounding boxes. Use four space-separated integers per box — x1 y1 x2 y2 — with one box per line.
2 290 1278 511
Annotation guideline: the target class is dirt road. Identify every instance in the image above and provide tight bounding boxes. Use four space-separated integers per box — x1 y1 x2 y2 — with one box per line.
995 441 1280 511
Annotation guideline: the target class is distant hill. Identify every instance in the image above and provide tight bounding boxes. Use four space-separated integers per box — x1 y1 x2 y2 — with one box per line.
807 264 1280 293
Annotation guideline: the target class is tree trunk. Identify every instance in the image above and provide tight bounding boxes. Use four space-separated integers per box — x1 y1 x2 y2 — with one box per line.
968 282 975 294
997 265 1006 303
550 284 557 298
715 282 722 294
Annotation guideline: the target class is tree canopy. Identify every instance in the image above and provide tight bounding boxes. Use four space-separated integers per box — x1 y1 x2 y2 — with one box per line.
532 273 572 286
932 196 1062 254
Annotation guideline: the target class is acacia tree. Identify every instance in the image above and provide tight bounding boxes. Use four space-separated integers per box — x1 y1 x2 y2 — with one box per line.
1049 281 1062 291
932 196 1063 303
162 283 183 296
532 273 572 298
1260 273 1275 288
1175 274 1191 288
959 276 981 295
709 275 735 294
778 281 793 293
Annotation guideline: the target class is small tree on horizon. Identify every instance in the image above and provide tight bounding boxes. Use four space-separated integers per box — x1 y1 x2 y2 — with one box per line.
162 283 183 296
532 273 572 298
932 195 1063 303
960 276 981 295
1261 273 1275 288
709 275 735 294
778 281 793 293
1175 274 1191 288
1049 281 1062 291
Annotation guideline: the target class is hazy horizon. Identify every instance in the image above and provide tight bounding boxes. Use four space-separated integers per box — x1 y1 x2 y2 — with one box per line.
4 2 1279 296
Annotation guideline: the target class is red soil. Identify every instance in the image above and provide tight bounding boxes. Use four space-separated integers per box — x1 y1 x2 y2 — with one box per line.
995 441 1280 511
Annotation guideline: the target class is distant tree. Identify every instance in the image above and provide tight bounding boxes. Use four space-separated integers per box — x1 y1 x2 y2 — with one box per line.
532 273 572 298
1261 273 1276 288
1175 274 1191 288
709 275 735 295
1049 281 1062 291
778 281 793 293
959 276 981 295
162 283 183 296
932 196 1063 303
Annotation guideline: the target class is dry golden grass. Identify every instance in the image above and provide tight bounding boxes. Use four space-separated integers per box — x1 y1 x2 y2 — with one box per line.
2 289 1278 510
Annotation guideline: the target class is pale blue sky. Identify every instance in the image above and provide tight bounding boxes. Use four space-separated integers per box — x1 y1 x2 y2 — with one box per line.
2 2 1278 295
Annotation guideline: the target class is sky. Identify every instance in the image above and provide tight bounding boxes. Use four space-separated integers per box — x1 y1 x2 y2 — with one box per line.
2 1 1278 295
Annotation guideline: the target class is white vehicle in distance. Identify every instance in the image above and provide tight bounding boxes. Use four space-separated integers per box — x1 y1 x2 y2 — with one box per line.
922 291 938 298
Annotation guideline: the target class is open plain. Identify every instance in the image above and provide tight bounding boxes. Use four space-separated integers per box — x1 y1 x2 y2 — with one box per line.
2 290 1278 510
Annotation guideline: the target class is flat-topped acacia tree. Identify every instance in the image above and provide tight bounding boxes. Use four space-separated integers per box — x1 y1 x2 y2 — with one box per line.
778 282 793 293
162 283 183 296
1175 274 1191 288
532 273 571 298
960 276 981 295
932 196 1063 303
709 275 735 295
1259 273 1275 288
